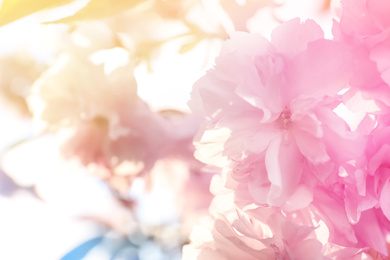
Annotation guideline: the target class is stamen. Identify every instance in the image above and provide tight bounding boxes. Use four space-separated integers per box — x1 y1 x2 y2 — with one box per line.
275 107 292 130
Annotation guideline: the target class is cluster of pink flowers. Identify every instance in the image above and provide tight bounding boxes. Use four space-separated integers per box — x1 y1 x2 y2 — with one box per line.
183 0 390 259
4 0 390 258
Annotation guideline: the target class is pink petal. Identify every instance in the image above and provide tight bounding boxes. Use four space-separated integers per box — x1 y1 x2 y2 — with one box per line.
242 124 279 154
271 18 324 59
290 239 323 260
283 185 313 212
367 0 390 29
368 144 390 175
294 130 330 164
316 107 366 163
265 134 303 205
340 0 380 36
370 38 390 86
287 39 354 101
380 178 390 221
193 125 231 167
354 210 387 256
313 189 359 246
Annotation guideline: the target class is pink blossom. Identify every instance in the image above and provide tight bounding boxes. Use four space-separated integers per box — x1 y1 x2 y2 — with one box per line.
322 123 390 256
334 0 390 107
349 126 390 247
337 0 390 46
190 18 364 209
309 187 388 255
183 199 369 260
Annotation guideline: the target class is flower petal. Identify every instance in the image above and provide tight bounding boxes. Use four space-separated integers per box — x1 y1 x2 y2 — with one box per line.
271 18 324 59
265 134 303 205
287 39 354 100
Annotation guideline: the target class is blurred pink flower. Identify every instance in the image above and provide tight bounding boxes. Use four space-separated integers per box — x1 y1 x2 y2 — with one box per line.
145 112 215 230
29 52 168 191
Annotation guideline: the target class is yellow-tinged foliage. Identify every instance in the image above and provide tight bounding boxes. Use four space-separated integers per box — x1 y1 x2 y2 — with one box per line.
0 0 76 26
48 0 147 24
0 0 147 26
